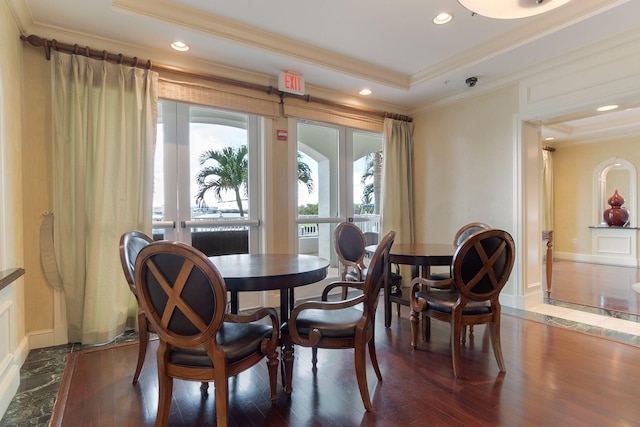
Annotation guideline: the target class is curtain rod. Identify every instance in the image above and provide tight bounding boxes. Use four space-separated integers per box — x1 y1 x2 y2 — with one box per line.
542 145 556 152
21 34 412 123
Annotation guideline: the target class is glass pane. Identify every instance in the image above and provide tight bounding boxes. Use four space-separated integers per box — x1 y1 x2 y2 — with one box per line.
297 122 339 262
353 132 383 215
189 107 250 255
297 122 339 219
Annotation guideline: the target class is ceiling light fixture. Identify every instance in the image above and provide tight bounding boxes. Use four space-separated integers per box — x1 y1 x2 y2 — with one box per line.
596 104 619 112
359 89 372 96
171 41 190 52
457 0 573 19
433 12 453 25
544 137 555 141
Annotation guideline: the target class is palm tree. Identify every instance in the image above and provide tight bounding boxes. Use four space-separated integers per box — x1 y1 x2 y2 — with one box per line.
196 147 314 216
361 151 383 214
195 146 248 216
297 152 314 193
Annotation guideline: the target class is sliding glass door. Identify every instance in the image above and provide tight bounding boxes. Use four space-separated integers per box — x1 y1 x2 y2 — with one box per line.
153 101 262 255
295 120 382 276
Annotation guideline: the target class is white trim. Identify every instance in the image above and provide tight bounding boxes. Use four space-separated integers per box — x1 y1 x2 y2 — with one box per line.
556 251 639 268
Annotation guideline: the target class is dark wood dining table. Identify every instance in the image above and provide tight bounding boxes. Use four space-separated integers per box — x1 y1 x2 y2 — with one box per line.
366 243 454 327
208 253 330 324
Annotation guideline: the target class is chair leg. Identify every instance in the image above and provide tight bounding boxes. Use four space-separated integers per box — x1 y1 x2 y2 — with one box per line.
489 319 506 373
156 343 172 427
311 347 318 372
133 313 148 384
354 342 372 411
214 370 230 427
410 310 419 349
281 335 294 395
367 337 382 381
266 347 279 402
451 321 463 379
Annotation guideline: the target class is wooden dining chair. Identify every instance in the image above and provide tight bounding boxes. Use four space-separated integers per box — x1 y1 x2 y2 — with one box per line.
135 241 279 427
281 230 396 411
430 222 491 282
119 230 154 384
334 222 368 299
335 222 402 303
409 229 515 379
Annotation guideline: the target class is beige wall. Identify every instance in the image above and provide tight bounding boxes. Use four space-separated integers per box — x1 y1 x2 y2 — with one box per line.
21 48 55 332
0 4 27 417
553 136 640 255
412 85 519 243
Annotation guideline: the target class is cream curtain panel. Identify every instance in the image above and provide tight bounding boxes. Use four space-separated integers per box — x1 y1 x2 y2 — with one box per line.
542 149 554 231
51 51 158 344
381 118 414 244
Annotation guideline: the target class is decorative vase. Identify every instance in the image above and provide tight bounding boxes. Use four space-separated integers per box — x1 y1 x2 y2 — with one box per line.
603 189 630 227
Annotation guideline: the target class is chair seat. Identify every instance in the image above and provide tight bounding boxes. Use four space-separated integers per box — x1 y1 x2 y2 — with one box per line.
415 290 491 315
170 323 273 366
282 307 363 338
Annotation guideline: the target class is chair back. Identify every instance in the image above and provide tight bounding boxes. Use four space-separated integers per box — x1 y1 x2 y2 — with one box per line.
453 222 490 247
362 230 396 314
334 222 367 265
135 241 227 348
452 229 515 303
119 230 154 292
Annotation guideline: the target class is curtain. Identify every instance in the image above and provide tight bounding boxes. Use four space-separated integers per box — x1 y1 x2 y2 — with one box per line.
51 51 158 344
542 149 554 231
381 118 414 245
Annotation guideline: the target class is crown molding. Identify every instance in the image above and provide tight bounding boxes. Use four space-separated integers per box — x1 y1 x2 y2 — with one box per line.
409 0 629 88
112 0 410 90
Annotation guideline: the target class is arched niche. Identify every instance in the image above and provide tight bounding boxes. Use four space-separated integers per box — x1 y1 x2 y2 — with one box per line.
593 157 636 227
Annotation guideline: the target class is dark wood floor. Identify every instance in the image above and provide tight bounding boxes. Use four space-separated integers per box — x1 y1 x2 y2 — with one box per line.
547 260 640 315
50 302 640 426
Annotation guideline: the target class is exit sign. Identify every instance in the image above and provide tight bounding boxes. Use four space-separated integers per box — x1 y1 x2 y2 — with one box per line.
278 71 305 95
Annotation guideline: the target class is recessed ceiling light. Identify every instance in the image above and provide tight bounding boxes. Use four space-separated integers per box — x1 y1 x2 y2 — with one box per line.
433 12 453 25
596 104 619 112
171 41 190 52
359 89 372 96
544 137 555 141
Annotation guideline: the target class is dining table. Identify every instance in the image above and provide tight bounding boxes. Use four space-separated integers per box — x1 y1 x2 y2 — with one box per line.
207 253 330 324
366 243 454 327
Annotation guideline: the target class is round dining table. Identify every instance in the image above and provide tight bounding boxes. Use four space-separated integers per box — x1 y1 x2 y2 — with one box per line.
208 253 330 323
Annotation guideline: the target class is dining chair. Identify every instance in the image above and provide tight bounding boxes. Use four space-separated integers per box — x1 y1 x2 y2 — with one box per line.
119 230 154 384
430 222 491 282
409 229 515 379
134 241 279 427
334 222 368 300
335 222 402 301
281 230 396 411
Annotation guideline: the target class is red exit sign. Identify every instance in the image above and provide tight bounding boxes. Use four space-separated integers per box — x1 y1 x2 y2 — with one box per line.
278 71 305 95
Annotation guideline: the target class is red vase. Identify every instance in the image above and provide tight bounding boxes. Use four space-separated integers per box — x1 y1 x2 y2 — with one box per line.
603 189 629 227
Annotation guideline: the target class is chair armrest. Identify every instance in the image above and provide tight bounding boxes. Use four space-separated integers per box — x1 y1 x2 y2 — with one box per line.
225 307 280 349
287 294 366 346
409 277 453 311
321 280 364 300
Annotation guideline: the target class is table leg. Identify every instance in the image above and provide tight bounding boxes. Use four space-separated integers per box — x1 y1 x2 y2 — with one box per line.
230 290 239 314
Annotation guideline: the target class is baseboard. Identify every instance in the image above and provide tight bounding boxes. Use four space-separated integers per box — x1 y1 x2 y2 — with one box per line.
28 327 69 350
555 252 639 267
0 335 28 421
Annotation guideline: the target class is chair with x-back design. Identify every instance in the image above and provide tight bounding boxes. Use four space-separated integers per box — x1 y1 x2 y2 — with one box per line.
409 229 515 378
119 230 155 384
135 241 279 427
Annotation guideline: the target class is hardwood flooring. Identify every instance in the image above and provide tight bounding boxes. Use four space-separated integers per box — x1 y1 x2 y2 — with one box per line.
49 304 640 426
547 260 640 315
